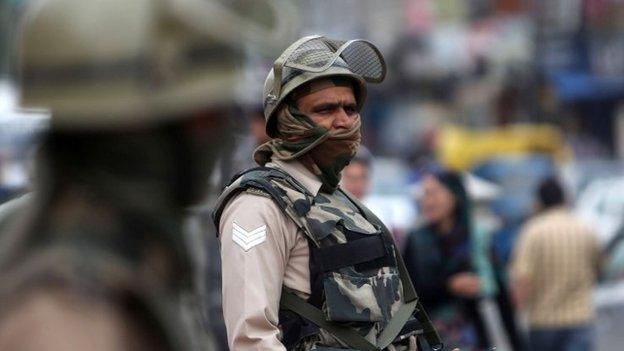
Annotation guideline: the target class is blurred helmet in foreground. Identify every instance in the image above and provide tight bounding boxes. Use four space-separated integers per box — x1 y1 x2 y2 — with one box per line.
262 35 387 137
18 0 294 130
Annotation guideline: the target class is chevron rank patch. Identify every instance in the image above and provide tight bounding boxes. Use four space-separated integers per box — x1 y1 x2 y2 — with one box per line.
232 222 267 251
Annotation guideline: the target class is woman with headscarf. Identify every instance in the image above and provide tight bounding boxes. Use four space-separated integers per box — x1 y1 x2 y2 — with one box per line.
403 170 494 350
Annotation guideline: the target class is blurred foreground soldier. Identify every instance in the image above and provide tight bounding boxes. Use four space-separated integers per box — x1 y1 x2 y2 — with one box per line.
214 36 445 351
511 178 600 351
0 193 32 235
0 0 267 349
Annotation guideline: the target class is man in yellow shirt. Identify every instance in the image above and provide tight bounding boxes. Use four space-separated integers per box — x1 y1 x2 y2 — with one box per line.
512 178 600 351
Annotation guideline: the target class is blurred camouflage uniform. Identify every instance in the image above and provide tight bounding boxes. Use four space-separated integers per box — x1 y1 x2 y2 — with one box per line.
0 0 287 349
0 193 31 236
214 36 442 351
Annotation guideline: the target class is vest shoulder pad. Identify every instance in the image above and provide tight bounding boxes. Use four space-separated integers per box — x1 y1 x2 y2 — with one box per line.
212 167 309 234
244 187 271 198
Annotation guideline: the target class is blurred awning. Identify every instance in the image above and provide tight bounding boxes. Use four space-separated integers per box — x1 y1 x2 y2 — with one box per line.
437 124 573 171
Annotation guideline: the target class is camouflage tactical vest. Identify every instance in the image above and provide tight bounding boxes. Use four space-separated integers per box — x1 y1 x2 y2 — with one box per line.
214 167 442 351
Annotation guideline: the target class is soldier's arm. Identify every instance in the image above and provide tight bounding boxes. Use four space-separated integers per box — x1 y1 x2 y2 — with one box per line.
219 192 296 351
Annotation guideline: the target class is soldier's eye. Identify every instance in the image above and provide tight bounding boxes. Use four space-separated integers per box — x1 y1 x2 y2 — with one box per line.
344 105 357 115
312 103 339 115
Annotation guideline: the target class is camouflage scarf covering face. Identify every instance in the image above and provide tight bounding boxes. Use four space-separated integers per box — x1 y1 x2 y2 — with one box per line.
254 104 361 193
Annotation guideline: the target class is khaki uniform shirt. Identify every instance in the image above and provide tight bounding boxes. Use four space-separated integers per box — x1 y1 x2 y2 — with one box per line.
219 158 320 350
511 207 599 328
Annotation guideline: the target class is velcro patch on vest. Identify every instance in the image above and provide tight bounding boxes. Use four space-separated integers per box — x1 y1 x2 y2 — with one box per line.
232 222 267 251
245 187 271 198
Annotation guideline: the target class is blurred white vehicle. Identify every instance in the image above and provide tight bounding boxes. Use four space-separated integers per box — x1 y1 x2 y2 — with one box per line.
365 157 418 247
573 177 624 351
575 177 624 246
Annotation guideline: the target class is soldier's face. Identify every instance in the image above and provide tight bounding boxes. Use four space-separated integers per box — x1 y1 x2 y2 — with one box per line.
295 86 358 131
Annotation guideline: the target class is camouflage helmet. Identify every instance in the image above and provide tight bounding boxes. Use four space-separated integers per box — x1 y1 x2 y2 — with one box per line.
17 0 294 130
262 35 386 137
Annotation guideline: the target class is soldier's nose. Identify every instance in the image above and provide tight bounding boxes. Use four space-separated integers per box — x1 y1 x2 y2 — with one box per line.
332 108 352 129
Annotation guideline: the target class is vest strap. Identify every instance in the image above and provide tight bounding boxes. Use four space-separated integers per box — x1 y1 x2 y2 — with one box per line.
280 290 379 351
377 299 417 349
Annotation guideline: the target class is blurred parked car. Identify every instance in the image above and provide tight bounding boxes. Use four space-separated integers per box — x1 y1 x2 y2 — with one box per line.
575 177 624 246
574 177 624 350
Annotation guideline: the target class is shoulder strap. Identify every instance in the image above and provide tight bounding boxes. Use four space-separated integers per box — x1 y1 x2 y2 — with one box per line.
281 290 379 351
212 166 318 244
212 167 272 231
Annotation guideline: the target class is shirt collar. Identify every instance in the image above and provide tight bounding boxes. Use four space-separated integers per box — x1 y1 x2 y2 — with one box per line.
266 157 322 196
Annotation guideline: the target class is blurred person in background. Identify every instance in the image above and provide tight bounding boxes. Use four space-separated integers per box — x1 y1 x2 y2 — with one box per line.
213 35 446 351
340 146 414 248
0 0 282 349
340 145 373 200
403 170 509 351
511 177 600 351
